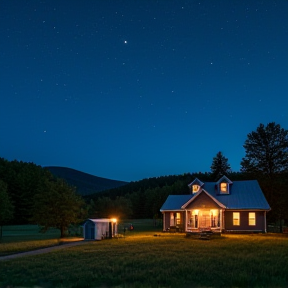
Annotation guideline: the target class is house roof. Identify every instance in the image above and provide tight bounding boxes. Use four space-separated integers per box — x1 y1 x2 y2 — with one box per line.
160 179 270 211
160 195 192 211
188 178 204 187
216 175 233 184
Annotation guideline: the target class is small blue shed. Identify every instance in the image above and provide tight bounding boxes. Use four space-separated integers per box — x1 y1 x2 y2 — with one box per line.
83 218 117 240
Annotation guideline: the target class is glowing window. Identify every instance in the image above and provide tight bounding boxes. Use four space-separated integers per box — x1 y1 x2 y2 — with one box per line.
192 185 200 193
220 183 228 193
233 212 240 226
249 212 256 226
176 213 181 225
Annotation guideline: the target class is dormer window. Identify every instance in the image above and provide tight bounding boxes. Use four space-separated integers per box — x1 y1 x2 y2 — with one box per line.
220 183 228 193
192 185 200 193
188 178 204 194
216 175 233 195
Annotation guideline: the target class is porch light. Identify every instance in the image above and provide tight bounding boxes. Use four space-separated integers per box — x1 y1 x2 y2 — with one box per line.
111 218 117 223
210 210 218 216
194 210 199 215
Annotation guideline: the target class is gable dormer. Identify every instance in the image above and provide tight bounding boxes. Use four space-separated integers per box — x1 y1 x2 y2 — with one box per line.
216 175 233 194
188 178 204 194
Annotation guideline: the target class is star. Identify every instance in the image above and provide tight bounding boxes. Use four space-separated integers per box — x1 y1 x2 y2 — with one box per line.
124 40 127 44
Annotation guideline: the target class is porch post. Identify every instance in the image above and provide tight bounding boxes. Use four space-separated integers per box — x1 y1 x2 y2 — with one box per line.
220 209 223 231
264 211 267 233
185 210 187 232
222 210 225 232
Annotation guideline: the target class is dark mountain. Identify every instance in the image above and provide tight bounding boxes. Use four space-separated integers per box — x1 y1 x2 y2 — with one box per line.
45 166 128 196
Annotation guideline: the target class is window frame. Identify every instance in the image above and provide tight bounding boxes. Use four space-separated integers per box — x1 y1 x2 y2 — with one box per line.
249 212 256 226
176 212 181 225
192 185 200 193
233 212 240 226
220 182 229 193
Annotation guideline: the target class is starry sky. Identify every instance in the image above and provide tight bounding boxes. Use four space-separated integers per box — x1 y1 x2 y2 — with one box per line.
1 1 288 182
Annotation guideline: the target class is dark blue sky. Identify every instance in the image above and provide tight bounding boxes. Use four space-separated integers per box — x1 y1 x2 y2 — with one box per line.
1 1 287 181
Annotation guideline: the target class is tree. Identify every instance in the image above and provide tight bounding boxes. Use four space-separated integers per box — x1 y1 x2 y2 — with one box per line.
241 122 288 176
32 179 87 238
0 158 55 224
94 196 132 219
0 180 14 240
210 151 231 180
241 122 288 231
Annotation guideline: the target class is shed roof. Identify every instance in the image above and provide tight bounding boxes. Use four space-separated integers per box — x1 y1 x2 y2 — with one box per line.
85 218 113 224
160 180 270 211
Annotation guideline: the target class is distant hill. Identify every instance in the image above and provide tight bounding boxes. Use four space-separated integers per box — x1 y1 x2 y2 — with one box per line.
45 166 128 196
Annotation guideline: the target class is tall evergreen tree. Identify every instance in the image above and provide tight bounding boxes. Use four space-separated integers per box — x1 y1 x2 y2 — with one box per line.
210 151 231 180
240 122 288 231
240 122 288 177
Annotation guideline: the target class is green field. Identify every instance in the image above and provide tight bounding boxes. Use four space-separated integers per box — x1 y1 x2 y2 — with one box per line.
0 221 288 288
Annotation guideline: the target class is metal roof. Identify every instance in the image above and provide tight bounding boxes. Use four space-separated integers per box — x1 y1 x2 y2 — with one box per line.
160 180 270 211
85 218 113 224
160 195 192 211
181 189 226 209
188 178 204 187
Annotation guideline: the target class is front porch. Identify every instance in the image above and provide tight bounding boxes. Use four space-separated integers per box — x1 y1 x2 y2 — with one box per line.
163 209 225 233
185 209 224 232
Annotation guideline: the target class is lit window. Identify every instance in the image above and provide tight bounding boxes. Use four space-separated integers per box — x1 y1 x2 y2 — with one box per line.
233 212 240 225
189 210 198 228
192 185 199 193
176 213 181 225
220 183 228 193
249 212 256 226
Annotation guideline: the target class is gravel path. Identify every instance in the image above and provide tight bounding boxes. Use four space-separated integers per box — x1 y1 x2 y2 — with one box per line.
0 240 90 261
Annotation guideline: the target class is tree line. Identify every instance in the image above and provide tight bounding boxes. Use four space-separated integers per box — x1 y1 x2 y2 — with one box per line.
1 122 287 236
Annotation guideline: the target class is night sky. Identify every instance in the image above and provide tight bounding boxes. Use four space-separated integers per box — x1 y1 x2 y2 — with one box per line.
1 1 287 181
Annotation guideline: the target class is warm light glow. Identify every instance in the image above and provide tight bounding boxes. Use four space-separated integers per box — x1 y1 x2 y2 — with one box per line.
193 209 199 215
192 185 199 193
176 212 181 225
249 212 256 225
233 212 240 225
220 182 227 192
111 218 117 223
210 209 218 216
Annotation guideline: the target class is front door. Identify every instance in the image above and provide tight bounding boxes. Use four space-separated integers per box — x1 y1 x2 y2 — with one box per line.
199 210 210 228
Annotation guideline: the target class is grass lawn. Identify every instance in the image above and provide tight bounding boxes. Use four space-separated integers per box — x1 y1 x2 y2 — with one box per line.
0 221 287 287
0 225 83 256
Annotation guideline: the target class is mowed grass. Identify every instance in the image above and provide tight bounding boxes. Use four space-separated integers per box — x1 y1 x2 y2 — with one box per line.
0 220 157 256
0 225 83 256
0 226 288 288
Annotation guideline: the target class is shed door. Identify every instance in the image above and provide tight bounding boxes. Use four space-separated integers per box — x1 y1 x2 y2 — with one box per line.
90 227 95 239
85 222 95 239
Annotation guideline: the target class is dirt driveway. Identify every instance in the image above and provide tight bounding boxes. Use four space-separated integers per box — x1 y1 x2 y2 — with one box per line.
0 240 91 261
